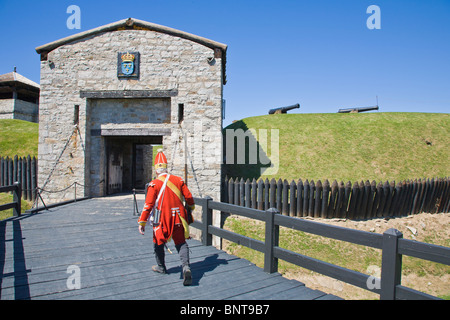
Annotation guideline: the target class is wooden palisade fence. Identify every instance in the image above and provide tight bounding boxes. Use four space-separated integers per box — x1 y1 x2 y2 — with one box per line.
224 177 450 219
0 155 37 202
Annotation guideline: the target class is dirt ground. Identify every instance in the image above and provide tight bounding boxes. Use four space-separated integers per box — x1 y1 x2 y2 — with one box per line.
282 212 450 300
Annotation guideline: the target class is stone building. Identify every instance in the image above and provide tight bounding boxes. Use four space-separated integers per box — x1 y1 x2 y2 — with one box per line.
0 70 40 123
35 18 227 214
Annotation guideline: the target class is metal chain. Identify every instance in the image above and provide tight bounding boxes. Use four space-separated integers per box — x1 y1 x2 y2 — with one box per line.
40 125 79 191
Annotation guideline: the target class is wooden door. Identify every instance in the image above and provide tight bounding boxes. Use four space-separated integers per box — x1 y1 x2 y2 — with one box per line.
108 147 123 194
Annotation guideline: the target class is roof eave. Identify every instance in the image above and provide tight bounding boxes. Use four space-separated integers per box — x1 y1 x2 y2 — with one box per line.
35 18 227 84
36 18 227 53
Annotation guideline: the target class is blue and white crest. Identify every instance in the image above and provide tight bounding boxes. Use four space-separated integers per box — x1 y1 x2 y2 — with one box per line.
121 60 134 75
118 51 139 79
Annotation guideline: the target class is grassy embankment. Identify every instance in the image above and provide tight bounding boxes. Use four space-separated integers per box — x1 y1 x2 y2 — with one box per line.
224 112 449 182
223 112 449 299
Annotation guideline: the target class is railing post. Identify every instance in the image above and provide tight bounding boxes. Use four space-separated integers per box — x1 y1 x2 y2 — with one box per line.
381 228 403 300
13 181 21 217
202 196 213 246
264 207 279 273
132 188 139 216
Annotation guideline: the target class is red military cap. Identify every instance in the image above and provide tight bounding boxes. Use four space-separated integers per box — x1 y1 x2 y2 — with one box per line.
154 149 167 169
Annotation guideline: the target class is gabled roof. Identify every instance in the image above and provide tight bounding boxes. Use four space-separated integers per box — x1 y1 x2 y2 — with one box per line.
36 18 228 84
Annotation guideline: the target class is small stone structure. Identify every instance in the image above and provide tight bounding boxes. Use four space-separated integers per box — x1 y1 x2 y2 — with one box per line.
35 18 227 215
0 71 40 123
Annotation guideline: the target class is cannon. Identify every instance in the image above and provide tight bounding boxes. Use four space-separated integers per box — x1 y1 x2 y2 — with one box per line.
338 105 379 113
268 103 300 115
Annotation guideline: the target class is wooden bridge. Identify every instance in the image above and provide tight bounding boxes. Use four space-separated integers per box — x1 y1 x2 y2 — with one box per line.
0 194 341 301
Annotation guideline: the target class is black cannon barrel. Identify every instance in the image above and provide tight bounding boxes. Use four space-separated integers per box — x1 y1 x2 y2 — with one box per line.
338 105 379 113
268 103 300 114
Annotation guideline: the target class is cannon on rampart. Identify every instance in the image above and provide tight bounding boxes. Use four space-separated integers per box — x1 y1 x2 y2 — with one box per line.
268 103 300 115
338 105 379 113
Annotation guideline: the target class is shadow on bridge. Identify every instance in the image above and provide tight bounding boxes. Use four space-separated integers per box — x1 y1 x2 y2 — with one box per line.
168 253 230 287
0 219 32 300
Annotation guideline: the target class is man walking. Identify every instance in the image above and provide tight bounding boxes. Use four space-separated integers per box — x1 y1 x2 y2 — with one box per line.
138 150 195 286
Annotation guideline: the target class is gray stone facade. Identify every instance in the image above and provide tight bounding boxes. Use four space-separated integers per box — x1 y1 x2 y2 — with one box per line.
36 18 227 223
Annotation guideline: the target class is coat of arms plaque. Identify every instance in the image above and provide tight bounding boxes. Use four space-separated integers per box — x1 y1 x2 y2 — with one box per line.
117 51 140 79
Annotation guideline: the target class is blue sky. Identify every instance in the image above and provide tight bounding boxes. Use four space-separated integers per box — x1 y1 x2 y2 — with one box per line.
1 0 449 126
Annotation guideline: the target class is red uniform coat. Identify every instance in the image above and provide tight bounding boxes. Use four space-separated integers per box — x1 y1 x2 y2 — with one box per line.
138 173 195 245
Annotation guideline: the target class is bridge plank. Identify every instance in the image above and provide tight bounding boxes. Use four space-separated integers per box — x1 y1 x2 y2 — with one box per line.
1 195 342 300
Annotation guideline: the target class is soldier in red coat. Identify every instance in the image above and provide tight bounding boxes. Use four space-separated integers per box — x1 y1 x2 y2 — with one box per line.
138 150 195 285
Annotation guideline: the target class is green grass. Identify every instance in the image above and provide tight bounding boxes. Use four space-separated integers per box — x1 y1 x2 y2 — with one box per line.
0 119 39 158
224 217 382 274
225 216 448 276
224 112 449 183
0 193 33 220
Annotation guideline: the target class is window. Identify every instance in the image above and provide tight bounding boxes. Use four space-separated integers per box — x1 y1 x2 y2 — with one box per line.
74 105 80 125
178 103 184 124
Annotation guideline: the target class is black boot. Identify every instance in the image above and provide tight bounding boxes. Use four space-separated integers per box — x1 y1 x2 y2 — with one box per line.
153 243 167 274
176 242 192 285
182 265 192 286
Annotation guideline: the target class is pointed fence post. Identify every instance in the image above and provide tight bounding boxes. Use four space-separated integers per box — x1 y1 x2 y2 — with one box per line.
31 157 37 201
252 178 257 209
264 207 279 273
228 177 234 204
289 180 296 217
257 179 264 210
381 228 403 300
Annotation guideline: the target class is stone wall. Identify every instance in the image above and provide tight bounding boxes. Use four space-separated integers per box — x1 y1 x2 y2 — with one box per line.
38 28 224 211
0 99 13 119
14 99 39 122
0 98 38 122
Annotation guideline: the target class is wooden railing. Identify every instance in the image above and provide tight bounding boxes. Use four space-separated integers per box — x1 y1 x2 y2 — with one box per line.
0 182 22 217
191 196 450 300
